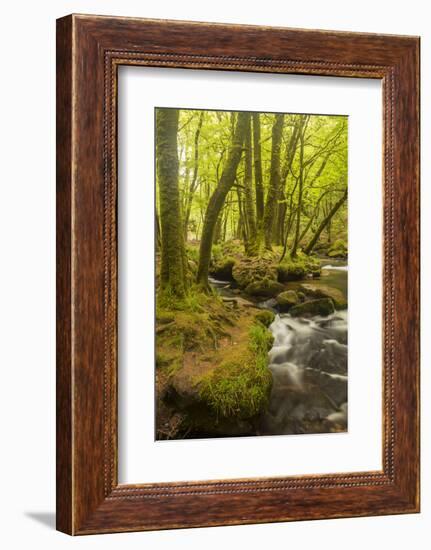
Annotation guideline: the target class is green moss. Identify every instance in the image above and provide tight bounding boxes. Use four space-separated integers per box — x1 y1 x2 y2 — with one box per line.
186 243 200 264
328 239 348 258
278 252 321 282
254 310 275 327
220 239 244 257
276 290 299 310
199 323 273 419
210 256 236 280
211 243 222 260
156 287 230 359
245 278 285 297
290 298 335 317
299 283 347 310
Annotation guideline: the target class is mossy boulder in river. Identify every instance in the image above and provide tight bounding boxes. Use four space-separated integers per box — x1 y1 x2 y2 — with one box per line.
276 290 300 311
245 278 285 298
299 283 347 310
290 298 335 317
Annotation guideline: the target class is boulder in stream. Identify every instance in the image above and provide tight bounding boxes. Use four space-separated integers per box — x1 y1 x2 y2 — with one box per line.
276 290 299 311
289 297 335 317
299 283 347 310
245 279 285 298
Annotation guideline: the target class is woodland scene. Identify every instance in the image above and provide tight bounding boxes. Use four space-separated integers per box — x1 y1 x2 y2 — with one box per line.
155 107 348 440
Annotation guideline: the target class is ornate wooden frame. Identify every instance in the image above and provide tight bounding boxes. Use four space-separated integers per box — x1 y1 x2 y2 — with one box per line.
56 14 420 535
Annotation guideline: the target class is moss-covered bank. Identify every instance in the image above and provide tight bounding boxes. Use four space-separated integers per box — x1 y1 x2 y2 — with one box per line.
156 286 274 438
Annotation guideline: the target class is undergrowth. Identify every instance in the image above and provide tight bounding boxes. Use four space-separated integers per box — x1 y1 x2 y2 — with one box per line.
199 323 273 419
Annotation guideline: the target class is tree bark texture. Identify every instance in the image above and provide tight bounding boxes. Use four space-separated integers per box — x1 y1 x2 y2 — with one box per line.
263 114 285 249
156 109 186 296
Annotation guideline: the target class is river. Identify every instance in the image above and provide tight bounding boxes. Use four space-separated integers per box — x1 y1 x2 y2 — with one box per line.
210 258 348 436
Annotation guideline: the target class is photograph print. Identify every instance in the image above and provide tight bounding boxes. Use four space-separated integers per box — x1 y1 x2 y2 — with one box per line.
155 107 348 440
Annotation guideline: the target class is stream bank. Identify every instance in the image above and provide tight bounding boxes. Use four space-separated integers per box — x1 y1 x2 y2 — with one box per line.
156 250 348 439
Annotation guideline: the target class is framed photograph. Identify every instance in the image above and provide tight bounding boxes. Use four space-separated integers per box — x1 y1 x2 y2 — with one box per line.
56 14 420 534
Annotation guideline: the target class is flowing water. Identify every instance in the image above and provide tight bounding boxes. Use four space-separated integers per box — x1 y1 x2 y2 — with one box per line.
209 259 348 436
258 309 347 435
259 259 348 435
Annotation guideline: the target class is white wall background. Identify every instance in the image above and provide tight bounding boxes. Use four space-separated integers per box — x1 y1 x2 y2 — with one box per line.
0 0 427 548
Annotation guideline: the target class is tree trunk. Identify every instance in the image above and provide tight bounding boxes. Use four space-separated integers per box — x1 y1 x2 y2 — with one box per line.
304 189 347 254
237 185 247 239
213 213 223 244
156 109 186 297
183 111 204 240
277 119 302 248
196 112 250 286
263 114 284 249
243 118 257 254
155 208 162 251
252 113 264 224
290 118 308 257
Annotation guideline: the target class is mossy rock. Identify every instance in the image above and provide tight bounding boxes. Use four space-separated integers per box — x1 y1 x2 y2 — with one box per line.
328 239 348 259
310 264 322 278
232 257 278 288
276 290 299 311
278 253 321 282
299 283 347 310
278 263 306 281
245 279 285 297
210 257 236 280
327 249 346 258
255 310 275 327
290 298 335 317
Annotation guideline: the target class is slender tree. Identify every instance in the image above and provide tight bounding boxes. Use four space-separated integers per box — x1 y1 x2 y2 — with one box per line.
243 117 257 254
252 113 264 224
304 188 347 254
196 112 250 286
183 111 204 240
290 116 309 257
263 114 285 250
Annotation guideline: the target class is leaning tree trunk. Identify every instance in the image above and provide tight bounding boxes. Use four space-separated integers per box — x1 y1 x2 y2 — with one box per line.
156 109 186 297
304 189 347 255
263 114 285 250
196 112 250 286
